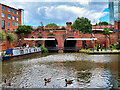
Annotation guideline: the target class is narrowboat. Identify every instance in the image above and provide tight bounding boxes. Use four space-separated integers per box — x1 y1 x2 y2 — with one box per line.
1 47 41 61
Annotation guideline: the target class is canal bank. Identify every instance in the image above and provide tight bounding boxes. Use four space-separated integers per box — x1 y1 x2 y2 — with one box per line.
79 49 120 54
1 53 119 89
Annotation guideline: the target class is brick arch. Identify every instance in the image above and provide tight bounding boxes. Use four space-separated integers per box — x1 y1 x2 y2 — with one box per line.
44 37 58 48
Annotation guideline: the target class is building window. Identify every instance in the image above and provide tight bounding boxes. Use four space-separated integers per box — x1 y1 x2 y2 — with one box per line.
8 23 10 27
8 8 11 12
17 11 19 15
12 22 15 26
12 10 15 13
12 16 15 20
2 6 5 10
2 13 5 17
17 17 19 21
15 23 19 26
2 20 5 29
8 14 11 19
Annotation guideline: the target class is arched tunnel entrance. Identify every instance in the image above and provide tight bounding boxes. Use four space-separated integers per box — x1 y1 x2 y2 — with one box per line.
64 37 77 52
45 37 58 52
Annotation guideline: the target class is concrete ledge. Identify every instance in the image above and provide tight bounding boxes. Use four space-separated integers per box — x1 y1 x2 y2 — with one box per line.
79 50 120 54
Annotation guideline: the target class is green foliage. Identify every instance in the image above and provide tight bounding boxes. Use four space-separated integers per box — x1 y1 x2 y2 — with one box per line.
94 44 98 49
0 30 5 41
79 34 82 37
49 31 53 35
56 27 59 29
103 28 110 35
72 17 92 34
6 33 16 43
37 26 42 30
16 25 33 35
61 26 66 30
110 44 117 50
46 23 57 26
96 21 112 26
40 46 48 53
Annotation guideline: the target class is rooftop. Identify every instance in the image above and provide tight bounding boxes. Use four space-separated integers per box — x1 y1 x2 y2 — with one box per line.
0 3 23 11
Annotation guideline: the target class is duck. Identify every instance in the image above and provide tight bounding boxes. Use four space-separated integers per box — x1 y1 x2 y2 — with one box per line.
65 79 73 84
4 79 11 86
80 70 89 73
65 79 73 87
44 78 51 83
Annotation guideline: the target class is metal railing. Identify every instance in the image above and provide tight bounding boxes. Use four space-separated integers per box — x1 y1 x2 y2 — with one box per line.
46 47 81 51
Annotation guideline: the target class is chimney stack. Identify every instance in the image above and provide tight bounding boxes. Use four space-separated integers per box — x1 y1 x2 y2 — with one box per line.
66 22 72 31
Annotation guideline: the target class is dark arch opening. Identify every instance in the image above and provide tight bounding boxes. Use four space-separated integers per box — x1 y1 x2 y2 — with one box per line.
22 43 27 47
45 37 58 52
31 36 34 38
82 40 88 49
64 37 76 52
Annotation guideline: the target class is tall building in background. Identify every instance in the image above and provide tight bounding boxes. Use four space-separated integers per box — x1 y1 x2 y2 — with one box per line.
109 0 120 25
0 3 23 31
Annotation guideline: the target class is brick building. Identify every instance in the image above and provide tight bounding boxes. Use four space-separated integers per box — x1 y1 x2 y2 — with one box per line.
0 3 119 52
0 3 22 31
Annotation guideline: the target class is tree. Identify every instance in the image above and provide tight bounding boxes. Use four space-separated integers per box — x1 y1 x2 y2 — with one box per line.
46 23 57 26
96 21 112 26
72 17 92 33
61 26 66 30
6 33 16 48
16 25 33 35
103 28 110 35
0 30 5 42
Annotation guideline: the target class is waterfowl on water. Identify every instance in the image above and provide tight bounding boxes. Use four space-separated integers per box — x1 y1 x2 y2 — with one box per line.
4 79 11 86
65 79 73 87
44 78 51 83
80 70 89 73
65 79 73 84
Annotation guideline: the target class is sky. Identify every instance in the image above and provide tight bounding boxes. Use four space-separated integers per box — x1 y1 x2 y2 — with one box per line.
0 0 110 27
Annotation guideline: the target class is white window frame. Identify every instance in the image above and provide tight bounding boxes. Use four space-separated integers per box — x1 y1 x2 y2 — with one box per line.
2 13 5 17
8 14 11 19
17 11 19 15
8 8 11 12
12 16 15 20
17 17 19 21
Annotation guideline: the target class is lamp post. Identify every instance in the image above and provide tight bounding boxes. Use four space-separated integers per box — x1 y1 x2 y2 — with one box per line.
19 39 21 47
92 39 94 51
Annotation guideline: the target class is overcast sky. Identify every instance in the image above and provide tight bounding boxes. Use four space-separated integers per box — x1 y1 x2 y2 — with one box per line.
0 0 110 27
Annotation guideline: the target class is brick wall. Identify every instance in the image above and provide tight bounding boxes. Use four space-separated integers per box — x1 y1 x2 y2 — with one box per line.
0 4 2 30
1 4 21 31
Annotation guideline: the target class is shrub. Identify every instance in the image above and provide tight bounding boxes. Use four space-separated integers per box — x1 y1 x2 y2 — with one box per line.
103 28 110 35
0 30 5 41
94 44 98 49
56 27 59 30
16 25 33 35
37 26 42 30
49 31 53 35
79 34 82 37
61 26 66 30
6 33 16 43
110 44 117 50
40 46 48 53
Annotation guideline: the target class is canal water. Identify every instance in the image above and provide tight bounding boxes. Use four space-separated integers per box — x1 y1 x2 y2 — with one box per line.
0 53 120 88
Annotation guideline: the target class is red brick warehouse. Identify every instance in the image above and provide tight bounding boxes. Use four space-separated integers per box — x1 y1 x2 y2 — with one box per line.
0 3 23 51
23 21 119 53
0 3 120 53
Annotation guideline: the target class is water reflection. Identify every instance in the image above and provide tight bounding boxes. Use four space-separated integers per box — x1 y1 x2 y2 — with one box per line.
0 53 120 88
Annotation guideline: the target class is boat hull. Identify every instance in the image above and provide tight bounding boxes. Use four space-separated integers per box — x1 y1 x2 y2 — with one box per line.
2 51 41 61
